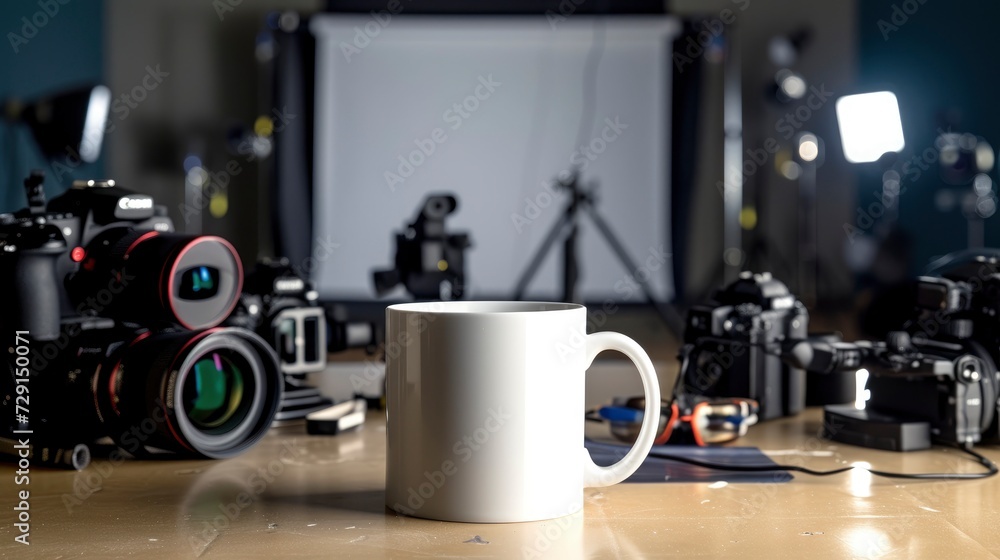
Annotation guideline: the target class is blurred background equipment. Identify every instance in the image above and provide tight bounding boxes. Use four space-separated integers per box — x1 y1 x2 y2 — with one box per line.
834 90 907 271
310 12 679 304
682 271 809 420
372 193 470 301
932 131 997 249
683 252 1000 452
681 271 856 421
510 168 681 332
3 84 111 167
225 259 332 421
835 91 906 165
819 332 996 451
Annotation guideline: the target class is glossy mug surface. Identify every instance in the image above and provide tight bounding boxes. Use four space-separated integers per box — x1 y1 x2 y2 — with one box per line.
385 301 660 523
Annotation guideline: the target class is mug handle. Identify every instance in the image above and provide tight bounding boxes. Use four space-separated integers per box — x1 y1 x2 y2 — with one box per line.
582 331 661 488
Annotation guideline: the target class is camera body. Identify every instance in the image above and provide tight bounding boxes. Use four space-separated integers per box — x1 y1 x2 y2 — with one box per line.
226 259 327 375
891 255 1000 444
1 172 281 458
1 173 244 336
862 339 995 447
1 176 170 340
682 265 1000 446
682 271 808 421
373 193 471 301
789 331 999 449
226 259 382 421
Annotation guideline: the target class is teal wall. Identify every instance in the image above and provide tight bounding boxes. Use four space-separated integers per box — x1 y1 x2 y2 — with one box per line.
858 0 1000 270
0 0 103 212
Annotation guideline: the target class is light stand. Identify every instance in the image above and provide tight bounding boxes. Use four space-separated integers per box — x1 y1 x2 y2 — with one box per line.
795 132 822 307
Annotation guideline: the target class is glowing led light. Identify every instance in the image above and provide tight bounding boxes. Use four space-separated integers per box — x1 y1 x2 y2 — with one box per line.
854 369 870 410
798 133 819 162
835 92 905 163
777 70 807 99
80 86 111 163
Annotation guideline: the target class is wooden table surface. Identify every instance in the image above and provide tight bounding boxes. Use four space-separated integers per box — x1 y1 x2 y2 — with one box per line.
3 388 1000 558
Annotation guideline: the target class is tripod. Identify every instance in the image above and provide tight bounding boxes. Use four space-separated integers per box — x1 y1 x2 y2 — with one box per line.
512 170 681 334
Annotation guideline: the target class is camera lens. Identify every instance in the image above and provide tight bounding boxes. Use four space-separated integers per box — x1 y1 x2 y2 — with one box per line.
69 228 243 330
98 328 281 458
178 265 222 301
183 351 251 432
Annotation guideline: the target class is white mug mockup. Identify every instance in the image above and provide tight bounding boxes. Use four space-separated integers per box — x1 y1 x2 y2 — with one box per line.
384 301 661 523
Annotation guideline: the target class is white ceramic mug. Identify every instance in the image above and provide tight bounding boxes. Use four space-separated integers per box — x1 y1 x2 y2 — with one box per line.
384 301 661 523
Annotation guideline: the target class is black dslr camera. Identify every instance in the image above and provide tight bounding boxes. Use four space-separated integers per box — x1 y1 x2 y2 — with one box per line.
1 171 281 459
373 194 471 300
227 259 327 375
682 271 808 420
225 260 330 420
226 259 380 420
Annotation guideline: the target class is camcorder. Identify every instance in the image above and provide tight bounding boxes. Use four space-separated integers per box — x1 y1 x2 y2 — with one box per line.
682 259 1000 451
1 171 282 460
373 194 471 301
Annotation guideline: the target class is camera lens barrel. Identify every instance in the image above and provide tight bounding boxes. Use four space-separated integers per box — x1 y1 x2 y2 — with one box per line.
96 328 281 458
69 228 243 330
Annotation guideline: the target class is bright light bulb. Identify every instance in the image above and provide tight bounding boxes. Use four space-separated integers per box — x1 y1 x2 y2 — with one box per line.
835 92 905 163
798 133 819 162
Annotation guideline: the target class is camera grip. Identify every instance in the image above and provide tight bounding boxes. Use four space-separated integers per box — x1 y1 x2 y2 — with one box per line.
12 246 63 341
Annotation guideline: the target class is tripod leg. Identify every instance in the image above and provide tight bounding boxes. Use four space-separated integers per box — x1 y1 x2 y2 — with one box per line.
563 223 579 303
512 209 573 300
584 205 684 336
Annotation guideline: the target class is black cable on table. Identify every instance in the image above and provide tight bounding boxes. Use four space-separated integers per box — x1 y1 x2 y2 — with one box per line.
646 443 998 481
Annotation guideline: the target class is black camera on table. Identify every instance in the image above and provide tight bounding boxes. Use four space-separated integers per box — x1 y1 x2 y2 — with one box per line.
810 251 1000 449
225 260 333 421
845 251 1000 448
0 171 282 459
681 271 808 421
227 259 327 375
784 330 998 450
373 193 471 301
683 259 1000 451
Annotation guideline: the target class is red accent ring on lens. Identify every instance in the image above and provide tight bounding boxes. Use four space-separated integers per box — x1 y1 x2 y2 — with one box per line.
105 330 153 418
162 236 244 331
124 231 160 258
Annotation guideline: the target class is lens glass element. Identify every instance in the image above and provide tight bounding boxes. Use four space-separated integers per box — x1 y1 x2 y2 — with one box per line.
178 266 221 300
183 352 247 431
